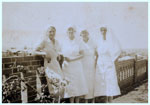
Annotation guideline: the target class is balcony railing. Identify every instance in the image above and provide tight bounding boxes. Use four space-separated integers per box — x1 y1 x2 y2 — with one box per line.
2 56 148 103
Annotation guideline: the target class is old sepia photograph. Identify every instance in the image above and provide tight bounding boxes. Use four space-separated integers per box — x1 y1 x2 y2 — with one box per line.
2 2 148 103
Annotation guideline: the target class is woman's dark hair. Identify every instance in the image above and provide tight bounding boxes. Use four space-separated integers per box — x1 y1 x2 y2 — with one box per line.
49 26 56 32
68 27 75 32
100 27 107 32
80 30 89 36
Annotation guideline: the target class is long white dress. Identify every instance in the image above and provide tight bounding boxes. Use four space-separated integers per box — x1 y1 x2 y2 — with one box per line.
62 39 88 98
36 39 64 93
94 39 121 97
80 39 96 99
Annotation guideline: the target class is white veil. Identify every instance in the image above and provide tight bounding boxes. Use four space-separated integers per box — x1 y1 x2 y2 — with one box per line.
98 24 122 62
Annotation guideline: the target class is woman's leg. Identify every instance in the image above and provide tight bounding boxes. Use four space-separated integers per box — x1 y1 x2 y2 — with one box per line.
105 96 113 103
108 96 113 103
92 98 95 103
85 99 88 103
75 97 80 103
105 96 109 103
70 97 75 103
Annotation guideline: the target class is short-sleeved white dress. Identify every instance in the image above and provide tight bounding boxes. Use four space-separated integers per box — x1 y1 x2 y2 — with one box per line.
36 39 64 94
80 39 96 99
94 39 121 97
62 39 88 98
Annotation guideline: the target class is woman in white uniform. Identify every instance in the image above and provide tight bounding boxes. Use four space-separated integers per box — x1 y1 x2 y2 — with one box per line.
80 30 96 103
94 26 121 103
62 27 88 103
35 26 64 95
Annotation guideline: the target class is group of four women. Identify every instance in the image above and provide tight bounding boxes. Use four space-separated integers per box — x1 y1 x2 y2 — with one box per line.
35 25 121 103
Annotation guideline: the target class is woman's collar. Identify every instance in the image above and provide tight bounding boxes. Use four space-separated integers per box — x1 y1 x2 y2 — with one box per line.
47 38 56 44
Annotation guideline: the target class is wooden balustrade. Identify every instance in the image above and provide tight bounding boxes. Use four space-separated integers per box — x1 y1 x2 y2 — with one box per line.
20 72 28 103
116 59 135 89
135 60 147 83
115 59 148 89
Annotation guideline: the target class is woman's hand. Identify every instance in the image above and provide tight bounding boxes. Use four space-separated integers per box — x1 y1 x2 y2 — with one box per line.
114 55 121 63
77 55 83 60
79 50 84 55
62 61 69 69
46 57 51 63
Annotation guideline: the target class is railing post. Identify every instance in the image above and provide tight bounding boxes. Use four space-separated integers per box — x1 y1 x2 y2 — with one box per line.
134 55 138 84
36 70 42 98
20 72 28 103
133 59 137 84
146 60 148 79
2 75 6 83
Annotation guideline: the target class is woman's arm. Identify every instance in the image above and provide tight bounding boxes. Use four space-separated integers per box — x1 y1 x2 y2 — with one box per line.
70 49 84 61
64 49 84 62
33 51 46 57
33 40 46 57
72 55 83 61
64 55 83 62
111 50 122 63
35 40 45 51
114 54 121 63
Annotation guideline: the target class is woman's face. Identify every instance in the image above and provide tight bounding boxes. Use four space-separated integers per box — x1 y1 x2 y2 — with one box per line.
100 27 107 40
68 29 75 40
48 28 56 40
81 32 89 43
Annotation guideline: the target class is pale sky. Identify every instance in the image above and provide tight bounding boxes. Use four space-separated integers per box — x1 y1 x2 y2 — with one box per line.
2 2 148 50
